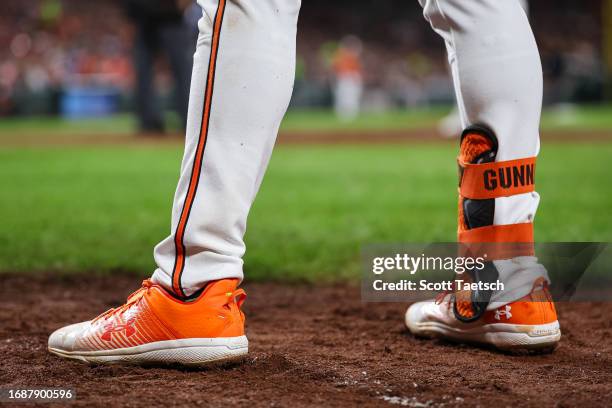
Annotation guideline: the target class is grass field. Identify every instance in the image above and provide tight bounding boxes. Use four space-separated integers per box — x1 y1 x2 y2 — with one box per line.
1 138 610 281
1 104 612 138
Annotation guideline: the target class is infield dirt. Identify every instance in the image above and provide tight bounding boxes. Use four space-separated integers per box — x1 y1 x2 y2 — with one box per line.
1 275 611 407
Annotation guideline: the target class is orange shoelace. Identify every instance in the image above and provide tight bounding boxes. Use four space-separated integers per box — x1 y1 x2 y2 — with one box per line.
92 280 153 323
434 281 474 318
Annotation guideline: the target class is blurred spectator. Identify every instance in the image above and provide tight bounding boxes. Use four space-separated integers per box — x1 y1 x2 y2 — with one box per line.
332 36 363 121
123 0 195 133
0 0 133 116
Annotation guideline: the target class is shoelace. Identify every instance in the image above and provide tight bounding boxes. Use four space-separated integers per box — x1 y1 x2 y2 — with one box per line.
92 279 153 323
434 280 457 308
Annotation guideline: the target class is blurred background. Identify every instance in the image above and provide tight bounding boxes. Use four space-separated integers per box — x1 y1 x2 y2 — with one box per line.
0 0 610 280
1 0 610 124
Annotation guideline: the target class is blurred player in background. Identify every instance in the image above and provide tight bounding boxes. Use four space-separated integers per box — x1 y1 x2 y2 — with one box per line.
49 0 559 365
332 35 363 121
123 0 194 133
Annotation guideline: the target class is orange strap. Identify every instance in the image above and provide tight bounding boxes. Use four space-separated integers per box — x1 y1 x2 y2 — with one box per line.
460 157 536 199
458 223 535 259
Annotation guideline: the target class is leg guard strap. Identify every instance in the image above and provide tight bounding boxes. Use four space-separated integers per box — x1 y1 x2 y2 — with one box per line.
459 157 536 199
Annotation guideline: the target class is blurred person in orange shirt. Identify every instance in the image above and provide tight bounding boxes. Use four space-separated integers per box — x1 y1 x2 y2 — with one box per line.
332 35 363 121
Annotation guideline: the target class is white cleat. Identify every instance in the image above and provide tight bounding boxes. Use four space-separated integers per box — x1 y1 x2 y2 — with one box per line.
405 284 561 352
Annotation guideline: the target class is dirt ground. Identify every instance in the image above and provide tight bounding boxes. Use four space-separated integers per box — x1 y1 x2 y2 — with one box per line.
1 275 611 407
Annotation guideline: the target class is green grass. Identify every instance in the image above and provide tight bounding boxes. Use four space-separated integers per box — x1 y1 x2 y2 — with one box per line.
0 115 137 136
540 104 612 130
1 104 612 139
0 142 610 281
0 109 449 137
280 108 451 131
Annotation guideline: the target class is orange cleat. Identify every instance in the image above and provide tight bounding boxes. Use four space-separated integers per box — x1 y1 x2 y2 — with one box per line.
48 279 247 366
405 278 560 352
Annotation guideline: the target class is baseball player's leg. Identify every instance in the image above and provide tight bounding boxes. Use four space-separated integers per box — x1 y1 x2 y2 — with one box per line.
152 0 300 298
48 0 301 365
406 0 559 351
437 0 530 138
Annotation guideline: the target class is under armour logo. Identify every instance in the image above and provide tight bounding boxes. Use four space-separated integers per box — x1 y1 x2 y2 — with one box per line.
494 305 512 321
101 318 137 342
